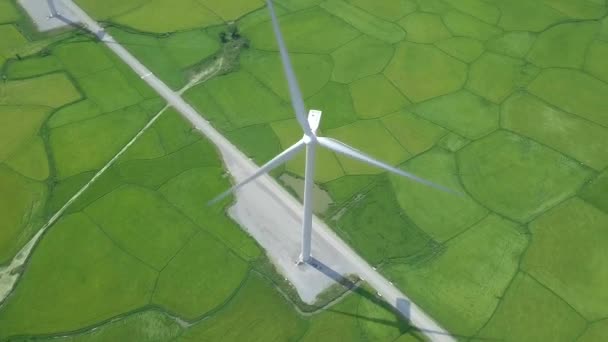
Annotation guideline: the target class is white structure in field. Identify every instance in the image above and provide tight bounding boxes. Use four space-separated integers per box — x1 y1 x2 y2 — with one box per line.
211 0 457 264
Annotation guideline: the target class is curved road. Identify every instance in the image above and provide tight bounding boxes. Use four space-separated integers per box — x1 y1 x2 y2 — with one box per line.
59 1 454 340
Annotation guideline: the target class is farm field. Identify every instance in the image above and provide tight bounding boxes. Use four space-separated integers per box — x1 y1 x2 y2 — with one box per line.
2 0 608 341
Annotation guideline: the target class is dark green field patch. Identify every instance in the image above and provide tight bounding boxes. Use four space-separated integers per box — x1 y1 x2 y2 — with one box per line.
585 40 608 83
523 198 608 320
385 215 527 336
226 124 282 165
6 55 63 79
54 41 115 78
478 272 587 341
47 100 102 128
118 139 220 188
458 130 592 222
335 176 432 264
0 213 157 339
0 0 19 23
84 186 198 270
391 148 488 242
152 230 249 319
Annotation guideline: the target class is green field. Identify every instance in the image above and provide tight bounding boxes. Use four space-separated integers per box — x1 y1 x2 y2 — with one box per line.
2 0 608 341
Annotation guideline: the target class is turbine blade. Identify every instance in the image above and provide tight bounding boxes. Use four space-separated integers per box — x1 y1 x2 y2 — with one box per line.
208 140 306 205
266 0 312 135
317 137 460 195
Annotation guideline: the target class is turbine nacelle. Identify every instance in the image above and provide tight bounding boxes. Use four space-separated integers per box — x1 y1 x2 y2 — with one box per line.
302 109 322 144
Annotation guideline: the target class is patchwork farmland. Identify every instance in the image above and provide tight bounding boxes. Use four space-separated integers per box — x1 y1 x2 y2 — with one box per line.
1 0 607 341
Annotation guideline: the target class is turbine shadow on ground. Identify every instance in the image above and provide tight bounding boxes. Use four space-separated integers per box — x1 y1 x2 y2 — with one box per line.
308 257 499 341
47 0 106 39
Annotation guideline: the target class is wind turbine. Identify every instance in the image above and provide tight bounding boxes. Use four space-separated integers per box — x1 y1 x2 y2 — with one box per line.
211 0 457 264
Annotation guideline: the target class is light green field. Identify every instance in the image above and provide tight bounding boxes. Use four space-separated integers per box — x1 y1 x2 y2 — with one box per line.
0 0 20 23
0 73 81 108
6 55 63 79
331 35 393 83
386 215 527 336
349 74 410 118
458 130 592 222
114 0 222 33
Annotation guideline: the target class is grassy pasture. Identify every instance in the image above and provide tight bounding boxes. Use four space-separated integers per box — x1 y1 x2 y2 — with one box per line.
198 0 265 21
467 52 532 103
527 22 599 69
435 36 484 63
0 24 27 58
442 11 502 41
54 41 115 78
580 170 608 213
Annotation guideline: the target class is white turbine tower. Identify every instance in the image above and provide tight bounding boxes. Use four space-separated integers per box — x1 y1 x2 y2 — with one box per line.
211 0 457 264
